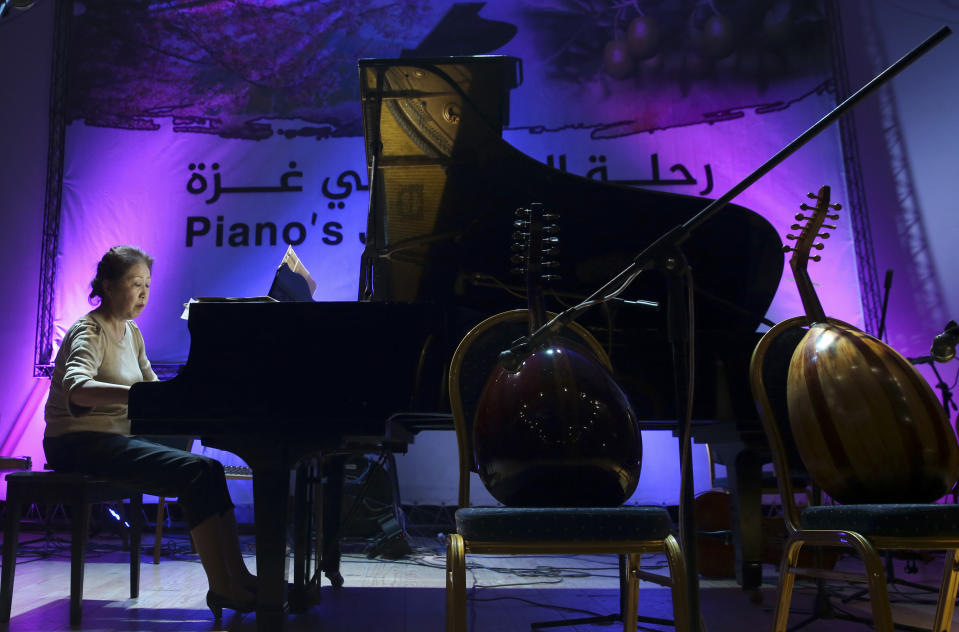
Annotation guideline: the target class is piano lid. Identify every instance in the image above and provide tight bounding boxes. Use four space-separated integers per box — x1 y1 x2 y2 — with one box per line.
359 56 521 167
357 56 783 335
358 56 522 303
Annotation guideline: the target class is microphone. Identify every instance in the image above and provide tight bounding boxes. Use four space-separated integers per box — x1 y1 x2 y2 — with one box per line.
498 337 530 372
497 310 580 372
931 320 959 363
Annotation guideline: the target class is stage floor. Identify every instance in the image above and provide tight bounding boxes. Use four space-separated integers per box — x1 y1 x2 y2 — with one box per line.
1 531 956 631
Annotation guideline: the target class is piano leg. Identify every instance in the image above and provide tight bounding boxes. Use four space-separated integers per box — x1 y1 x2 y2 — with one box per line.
320 455 345 588
251 463 292 631
290 460 319 613
714 444 765 595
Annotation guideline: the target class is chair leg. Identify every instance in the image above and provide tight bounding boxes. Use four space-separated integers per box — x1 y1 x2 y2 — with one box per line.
778 531 896 632
622 553 640 632
771 536 803 632
69 503 91 626
846 534 894 632
153 497 165 565
0 497 23 622
663 534 691 632
933 548 959 632
129 495 142 599
446 534 466 632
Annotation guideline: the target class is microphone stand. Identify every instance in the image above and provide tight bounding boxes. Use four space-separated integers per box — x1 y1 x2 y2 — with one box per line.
929 361 958 421
358 65 387 302
500 25 952 632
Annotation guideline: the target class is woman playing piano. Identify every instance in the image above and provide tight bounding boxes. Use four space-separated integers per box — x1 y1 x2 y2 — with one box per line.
43 245 255 617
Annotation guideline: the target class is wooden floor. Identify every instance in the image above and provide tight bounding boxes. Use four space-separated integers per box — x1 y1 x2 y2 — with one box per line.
1 529 957 632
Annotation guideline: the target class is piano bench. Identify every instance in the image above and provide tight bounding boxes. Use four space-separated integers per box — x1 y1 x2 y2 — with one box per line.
0 471 143 626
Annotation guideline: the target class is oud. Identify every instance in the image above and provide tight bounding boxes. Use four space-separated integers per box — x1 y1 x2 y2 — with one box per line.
785 185 959 503
472 203 641 507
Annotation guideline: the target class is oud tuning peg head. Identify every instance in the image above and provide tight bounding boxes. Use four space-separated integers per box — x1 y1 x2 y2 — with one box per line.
541 274 562 282
829 202 842 210
795 213 811 221
514 207 530 217
513 219 529 229
509 255 524 265
826 213 839 220
799 203 815 211
542 260 560 268
786 233 798 241
806 191 818 199
782 245 794 253
809 255 821 262
790 223 802 230
812 243 824 250
821 224 836 230
818 232 830 239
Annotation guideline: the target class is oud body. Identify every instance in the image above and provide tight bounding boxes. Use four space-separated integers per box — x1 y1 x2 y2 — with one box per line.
475 337 641 507
784 186 959 503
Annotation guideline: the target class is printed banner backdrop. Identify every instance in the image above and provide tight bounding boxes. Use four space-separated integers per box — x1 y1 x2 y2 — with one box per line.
51 0 862 506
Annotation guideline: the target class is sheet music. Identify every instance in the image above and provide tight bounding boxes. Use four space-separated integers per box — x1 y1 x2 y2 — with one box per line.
179 246 314 319
277 245 317 296
180 296 278 320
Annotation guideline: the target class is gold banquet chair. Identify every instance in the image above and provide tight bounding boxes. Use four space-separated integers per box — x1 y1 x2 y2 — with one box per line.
446 309 690 632
750 316 959 632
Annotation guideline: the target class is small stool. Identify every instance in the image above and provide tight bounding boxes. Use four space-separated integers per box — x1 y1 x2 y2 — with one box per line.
0 471 142 625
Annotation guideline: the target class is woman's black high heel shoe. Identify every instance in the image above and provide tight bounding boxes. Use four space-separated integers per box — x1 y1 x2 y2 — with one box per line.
206 590 256 619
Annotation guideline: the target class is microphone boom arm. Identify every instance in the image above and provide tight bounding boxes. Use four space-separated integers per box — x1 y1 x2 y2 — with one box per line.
506 25 952 363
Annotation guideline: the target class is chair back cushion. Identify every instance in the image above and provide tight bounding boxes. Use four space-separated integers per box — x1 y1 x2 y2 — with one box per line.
760 323 809 474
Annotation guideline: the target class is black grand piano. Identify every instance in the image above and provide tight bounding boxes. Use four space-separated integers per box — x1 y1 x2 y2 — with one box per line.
130 55 783 630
